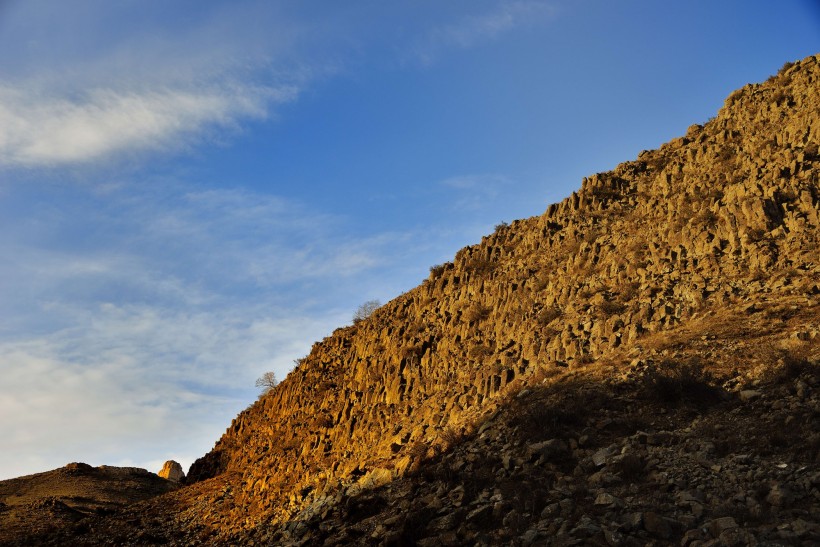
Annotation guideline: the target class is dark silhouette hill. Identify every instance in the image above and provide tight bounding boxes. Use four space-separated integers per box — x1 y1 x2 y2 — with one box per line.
3 53 819 546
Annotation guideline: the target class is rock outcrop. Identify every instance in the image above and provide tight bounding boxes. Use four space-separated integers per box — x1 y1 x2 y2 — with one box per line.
182 54 820 538
157 461 185 483
4 53 820 546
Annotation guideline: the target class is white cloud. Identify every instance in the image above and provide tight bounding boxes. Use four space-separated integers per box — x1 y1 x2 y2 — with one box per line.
441 173 510 190
414 1 558 64
0 263 350 480
0 0 319 169
0 181 418 480
0 1 531 482
440 173 512 211
0 82 296 168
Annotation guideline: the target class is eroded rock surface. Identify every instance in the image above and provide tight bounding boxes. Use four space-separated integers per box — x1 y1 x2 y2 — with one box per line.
158 461 186 483
5 54 820 546
183 55 820 541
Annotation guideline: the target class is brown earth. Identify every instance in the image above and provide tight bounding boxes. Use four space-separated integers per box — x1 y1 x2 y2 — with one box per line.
3 54 819 545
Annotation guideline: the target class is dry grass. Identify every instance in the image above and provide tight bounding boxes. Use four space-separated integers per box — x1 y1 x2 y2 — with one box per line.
536 305 563 325
439 427 464 451
468 344 494 361
464 303 492 323
600 300 626 316
465 256 496 277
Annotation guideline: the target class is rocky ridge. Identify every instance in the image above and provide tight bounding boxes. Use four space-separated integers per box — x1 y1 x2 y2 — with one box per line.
0 463 178 544
5 54 820 545
184 54 820 539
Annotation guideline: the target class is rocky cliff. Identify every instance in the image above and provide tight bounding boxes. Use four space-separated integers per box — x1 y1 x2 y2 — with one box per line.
6 54 820 546
184 52 819 532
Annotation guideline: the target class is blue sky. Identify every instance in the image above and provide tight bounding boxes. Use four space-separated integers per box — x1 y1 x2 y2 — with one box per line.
0 0 817 480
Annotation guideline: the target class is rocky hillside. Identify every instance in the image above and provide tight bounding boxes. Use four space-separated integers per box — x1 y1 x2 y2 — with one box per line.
0 463 178 544
6 54 820 546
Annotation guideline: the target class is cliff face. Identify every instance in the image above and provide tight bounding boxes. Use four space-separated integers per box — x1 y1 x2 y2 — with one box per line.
8 55 819 546
181 55 819 532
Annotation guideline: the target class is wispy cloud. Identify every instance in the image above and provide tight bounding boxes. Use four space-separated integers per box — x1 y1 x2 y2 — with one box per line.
0 179 426 479
0 84 293 167
414 1 558 64
0 1 319 169
440 173 512 211
0 1 556 482
0 307 334 479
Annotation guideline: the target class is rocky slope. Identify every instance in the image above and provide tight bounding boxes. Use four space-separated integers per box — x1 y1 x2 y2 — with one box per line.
5 54 820 546
0 463 178 544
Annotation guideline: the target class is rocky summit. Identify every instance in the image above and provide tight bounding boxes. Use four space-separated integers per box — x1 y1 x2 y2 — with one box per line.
3 54 820 546
158 461 186 484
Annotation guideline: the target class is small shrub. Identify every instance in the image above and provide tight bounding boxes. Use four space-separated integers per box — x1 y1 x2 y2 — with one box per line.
464 303 492 323
408 441 429 462
536 305 563 325
716 145 736 164
255 371 278 394
590 185 621 200
644 153 671 171
747 228 767 243
771 89 790 105
642 358 721 407
724 89 743 107
763 342 819 384
468 344 494 360
695 209 719 228
708 188 725 202
495 221 509 231
529 365 561 384
400 344 422 362
429 263 446 279
440 426 463 449
600 300 626 316
408 319 426 334
532 272 550 292
352 299 381 324
311 414 334 429
582 229 602 244
491 362 507 375
619 281 641 302
466 256 496 276
578 287 595 300
575 353 595 365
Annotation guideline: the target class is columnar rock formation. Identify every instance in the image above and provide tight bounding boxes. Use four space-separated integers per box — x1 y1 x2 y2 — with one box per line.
180 54 820 538
4 54 819 546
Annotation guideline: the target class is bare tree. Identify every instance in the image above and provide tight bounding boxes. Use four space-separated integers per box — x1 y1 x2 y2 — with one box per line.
255 371 278 393
353 299 380 324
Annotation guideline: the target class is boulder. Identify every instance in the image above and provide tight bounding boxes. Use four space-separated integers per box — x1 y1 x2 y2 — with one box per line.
158 460 186 483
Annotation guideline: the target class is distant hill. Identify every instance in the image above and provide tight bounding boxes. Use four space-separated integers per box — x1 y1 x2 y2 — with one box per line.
0 463 176 545
4 53 819 546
